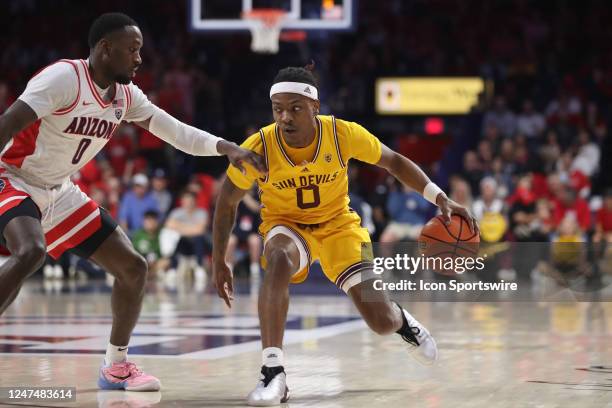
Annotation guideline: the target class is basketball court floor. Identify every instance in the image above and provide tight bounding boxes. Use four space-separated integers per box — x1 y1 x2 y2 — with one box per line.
0 275 611 408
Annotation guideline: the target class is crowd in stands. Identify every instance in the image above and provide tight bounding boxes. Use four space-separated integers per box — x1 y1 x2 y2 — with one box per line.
1 0 610 281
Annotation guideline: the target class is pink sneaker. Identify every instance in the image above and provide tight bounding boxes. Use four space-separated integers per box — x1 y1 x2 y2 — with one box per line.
98 361 161 391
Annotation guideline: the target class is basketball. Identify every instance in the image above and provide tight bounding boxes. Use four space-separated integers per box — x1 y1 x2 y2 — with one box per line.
418 214 480 259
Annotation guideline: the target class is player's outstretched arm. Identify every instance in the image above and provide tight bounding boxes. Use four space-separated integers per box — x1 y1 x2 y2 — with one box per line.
134 112 267 174
376 144 478 233
0 100 38 151
211 176 249 308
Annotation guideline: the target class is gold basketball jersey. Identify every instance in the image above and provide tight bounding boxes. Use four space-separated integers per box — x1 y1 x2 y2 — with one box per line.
227 115 382 224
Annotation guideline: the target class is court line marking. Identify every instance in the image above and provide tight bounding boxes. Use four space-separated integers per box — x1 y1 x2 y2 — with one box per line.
178 320 367 360
0 320 367 359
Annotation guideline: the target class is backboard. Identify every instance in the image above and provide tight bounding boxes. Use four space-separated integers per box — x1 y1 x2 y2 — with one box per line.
190 0 355 31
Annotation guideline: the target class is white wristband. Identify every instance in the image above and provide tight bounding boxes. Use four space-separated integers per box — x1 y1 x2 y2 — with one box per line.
423 182 445 205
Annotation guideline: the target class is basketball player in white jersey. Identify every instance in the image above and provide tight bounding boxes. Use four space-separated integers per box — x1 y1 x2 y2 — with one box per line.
0 13 265 391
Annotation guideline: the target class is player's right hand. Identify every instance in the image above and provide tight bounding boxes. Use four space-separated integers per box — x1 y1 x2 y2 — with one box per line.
213 261 234 308
219 141 268 175
437 195 479 235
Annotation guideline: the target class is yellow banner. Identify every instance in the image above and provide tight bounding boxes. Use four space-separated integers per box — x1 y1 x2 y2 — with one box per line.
376 77 486 115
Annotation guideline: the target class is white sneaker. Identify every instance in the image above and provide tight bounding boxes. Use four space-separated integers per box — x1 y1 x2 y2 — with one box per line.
43 265 54 279
176 256 191 279
397 305 438 365
165 268 177 281
250 262 260 278
194 266 206 282
53 265 63 279
194 267 206 293
247 366 289 406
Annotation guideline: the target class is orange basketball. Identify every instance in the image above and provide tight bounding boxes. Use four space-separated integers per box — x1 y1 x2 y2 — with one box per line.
418 214 480 259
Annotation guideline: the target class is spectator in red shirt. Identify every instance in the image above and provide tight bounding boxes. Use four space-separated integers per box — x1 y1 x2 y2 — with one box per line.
93 171 122 219
187 173 216 212
157 73 187 121
552 186 591 232
545 173 564 202
135 91 167 170
594 189 612 243
105 125 135 179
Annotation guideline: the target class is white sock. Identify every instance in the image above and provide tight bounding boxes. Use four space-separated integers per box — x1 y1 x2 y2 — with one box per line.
250 262 260 276
262 347 283 367
105 343 128 366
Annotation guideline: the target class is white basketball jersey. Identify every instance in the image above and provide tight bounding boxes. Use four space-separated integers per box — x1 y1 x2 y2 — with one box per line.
2 59 153 187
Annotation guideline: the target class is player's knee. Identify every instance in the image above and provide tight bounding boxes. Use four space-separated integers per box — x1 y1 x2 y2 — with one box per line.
265 247 296 276
131 253 149 280
14 241 47 273
120 253 148 288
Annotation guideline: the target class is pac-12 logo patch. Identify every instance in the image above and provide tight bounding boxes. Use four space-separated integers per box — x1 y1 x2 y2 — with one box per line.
0 179 5 193
113 99 124 120
324 153 333 163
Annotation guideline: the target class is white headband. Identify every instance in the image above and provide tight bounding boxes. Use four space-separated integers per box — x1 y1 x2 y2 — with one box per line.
270 82 318 100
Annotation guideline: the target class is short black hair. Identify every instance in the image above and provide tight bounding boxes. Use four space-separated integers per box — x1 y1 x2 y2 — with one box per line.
273 63 318 87
88 12 138 48
143 210 159 219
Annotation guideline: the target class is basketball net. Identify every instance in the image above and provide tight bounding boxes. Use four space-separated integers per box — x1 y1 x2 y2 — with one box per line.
242 9 286 54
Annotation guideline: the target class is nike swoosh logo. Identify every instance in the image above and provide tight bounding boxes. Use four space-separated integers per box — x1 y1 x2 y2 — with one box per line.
82 101 94 106
118 347 128 351
108 373 131 380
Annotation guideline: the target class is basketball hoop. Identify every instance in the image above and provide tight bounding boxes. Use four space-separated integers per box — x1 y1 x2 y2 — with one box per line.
242 9 286 54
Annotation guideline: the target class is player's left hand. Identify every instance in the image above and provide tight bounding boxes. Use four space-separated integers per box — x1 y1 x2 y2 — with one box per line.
212 260 234 308
437 194 479 235
220 141 268 175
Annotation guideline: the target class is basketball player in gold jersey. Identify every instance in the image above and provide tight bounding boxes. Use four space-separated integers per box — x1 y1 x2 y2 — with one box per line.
212 65 477 406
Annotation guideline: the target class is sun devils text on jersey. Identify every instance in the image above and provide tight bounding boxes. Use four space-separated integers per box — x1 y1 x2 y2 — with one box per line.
227 115 382 225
